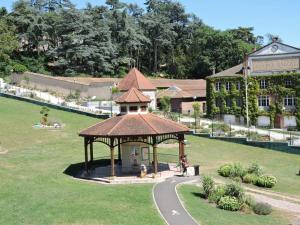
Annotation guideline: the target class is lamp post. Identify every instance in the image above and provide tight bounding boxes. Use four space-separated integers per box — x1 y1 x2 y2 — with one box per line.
243 55 251 128
193 96 197 132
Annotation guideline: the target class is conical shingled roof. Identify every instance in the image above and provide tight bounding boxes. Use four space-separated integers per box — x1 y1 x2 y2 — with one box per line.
115 88 151 104
118 67 156 91
79 113 189 137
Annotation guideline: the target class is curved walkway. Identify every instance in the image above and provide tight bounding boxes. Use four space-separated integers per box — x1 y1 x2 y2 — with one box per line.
153 176 200 225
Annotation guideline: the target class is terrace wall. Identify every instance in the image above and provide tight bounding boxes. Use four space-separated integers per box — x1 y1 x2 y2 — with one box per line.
0 92 109 119
11 72 114 100
192 132 300 152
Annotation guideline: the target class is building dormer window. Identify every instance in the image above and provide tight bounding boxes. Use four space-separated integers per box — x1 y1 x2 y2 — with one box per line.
225 82 231 91
285 80 292 88
215 82 221 92
129 106 138 112
260 80 268 89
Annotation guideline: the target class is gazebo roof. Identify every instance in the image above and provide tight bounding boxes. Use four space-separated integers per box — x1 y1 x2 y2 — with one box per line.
118 67 156 91
79 113 189 137
115 88 151 104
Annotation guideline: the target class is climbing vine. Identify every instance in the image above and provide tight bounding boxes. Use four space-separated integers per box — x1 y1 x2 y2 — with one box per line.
206 73 300 129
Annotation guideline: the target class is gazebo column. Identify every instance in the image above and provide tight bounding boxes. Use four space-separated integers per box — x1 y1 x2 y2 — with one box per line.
117 138 121 163
110 138 115 177
89 138 94 163
84 137 89 173
153 136 158 174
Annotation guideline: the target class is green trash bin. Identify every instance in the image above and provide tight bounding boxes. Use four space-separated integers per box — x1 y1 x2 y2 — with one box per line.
194 165 200 176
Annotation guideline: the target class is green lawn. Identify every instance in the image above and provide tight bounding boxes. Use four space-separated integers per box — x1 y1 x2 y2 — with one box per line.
159 135 300 196
1 97 300 225
178 185 290 225
0 97 164 225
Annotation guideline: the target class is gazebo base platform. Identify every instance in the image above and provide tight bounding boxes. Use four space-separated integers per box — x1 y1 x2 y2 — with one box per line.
77 163 182 184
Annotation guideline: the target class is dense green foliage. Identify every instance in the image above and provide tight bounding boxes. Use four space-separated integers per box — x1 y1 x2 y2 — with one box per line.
253 203 272 215
206 73 300 129
218 163 246 178
0 17 18 77
1 0 262 78
255 175 277 188
218 162 277 188
180 185 288 225
218 196 241 211
202 175 215 198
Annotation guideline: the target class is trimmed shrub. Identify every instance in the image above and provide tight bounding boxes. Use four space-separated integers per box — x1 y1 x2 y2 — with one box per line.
242 173 258 184
253 203 272 215
230 163 246 178
218 196 241 211
255 175 277 188
224 182 245 200
218 164 233 177
12 63 27 73
202 175 215 198
244 195 256 208
208 185 226 204
218 163 246 178
247 163 263 176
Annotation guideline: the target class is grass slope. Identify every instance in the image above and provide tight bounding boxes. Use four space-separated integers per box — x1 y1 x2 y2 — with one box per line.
1 97 299 225
178 185 289 225
159 135 300 196
0 97 164 225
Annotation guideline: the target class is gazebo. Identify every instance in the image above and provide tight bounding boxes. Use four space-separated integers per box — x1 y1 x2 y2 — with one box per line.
79 87 189 177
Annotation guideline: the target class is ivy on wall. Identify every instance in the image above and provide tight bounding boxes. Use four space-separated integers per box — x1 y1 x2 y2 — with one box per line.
206 73 300 129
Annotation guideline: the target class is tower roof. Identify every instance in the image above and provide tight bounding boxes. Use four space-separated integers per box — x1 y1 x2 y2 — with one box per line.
118 68 156 91
115 88 151 104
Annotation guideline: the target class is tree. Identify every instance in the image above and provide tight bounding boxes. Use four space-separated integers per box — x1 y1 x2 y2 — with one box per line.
160 96 171 115
192 102 201 130
0 19 18 77
48 8 115 75
40 106 50 125
4 0 267 79
141 0 177 72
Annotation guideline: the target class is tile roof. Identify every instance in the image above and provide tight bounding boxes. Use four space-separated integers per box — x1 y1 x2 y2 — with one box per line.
79 113 189 137
115 88 151 104
157 84 206 99
118 68 156 91
207 64 244 78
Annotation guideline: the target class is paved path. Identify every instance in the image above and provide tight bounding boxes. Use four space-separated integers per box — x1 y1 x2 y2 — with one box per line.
248 192 300 214
153 176 200 225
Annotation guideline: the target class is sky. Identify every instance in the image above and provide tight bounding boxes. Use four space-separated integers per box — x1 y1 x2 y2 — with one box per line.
1 0 300 47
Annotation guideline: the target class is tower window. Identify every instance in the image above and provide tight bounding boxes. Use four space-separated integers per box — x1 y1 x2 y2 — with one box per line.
129 106 138 112
140 105 147 112
120 106 127 113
